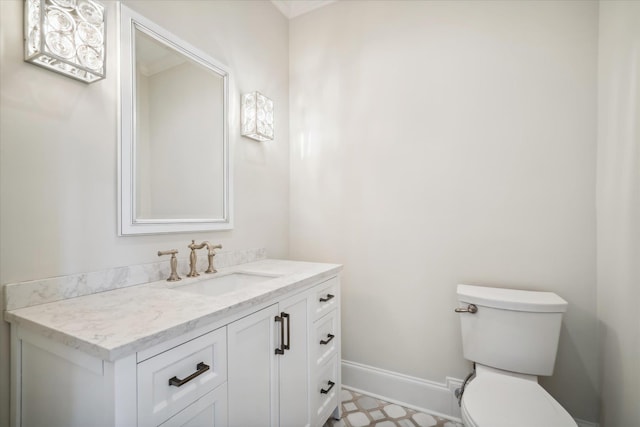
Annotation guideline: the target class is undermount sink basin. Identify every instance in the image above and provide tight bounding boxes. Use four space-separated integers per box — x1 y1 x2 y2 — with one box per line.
172 272 277 297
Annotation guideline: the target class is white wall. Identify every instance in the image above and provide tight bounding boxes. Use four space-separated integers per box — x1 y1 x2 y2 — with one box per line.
597 2 640 426
289 1 599 423
0 1 289 424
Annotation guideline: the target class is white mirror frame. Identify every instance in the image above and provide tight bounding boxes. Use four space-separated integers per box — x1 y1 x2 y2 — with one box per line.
118 4 233 235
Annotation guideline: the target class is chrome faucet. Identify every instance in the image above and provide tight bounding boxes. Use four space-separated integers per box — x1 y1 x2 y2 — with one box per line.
157 249 182 282
187 240 222 276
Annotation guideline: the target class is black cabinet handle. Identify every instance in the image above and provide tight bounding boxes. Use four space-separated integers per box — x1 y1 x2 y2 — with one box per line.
283 312 290 350
275 313 285 354
168 362 210 387
320 333 335 345
319 294 335 303
275 312 290 354
320 380 336 394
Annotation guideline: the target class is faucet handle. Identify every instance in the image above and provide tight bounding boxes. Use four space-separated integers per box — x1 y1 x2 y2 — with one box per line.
158 249 178 256
158 249 182 282
204 243 222 274
207 243 222 254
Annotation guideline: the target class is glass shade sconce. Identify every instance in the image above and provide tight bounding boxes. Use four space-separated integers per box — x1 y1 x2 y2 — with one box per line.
241 91 274 142
24 0 106 83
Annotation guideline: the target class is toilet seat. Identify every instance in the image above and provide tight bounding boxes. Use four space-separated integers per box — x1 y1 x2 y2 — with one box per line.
461 371 577 427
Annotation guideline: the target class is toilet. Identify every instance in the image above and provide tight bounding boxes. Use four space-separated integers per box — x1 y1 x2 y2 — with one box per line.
455 284 577 427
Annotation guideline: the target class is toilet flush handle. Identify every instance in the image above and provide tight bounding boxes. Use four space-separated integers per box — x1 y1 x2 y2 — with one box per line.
455 304 478 314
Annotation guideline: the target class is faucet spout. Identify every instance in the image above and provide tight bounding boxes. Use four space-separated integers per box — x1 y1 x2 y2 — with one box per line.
187 240 206 277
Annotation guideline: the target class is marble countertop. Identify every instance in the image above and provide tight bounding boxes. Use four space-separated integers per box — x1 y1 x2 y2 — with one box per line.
4 259 341 361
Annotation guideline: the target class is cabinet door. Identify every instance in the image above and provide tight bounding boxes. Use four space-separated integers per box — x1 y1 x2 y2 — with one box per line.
279 292 310 427
227 304 279 427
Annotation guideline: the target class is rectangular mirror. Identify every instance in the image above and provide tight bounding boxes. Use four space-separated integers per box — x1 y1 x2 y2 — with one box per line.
119 4 232 235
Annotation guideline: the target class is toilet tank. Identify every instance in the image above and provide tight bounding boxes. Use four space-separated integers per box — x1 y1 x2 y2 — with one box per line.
456 284 568 376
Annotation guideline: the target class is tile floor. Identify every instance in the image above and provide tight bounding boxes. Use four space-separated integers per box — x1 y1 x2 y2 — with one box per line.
323 388 463 427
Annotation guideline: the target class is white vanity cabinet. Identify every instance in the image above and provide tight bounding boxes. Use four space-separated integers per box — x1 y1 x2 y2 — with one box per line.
9 272 341 427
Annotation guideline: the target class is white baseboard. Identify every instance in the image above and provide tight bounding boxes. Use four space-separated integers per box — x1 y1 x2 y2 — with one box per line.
341 359 600 427
341 359 463 421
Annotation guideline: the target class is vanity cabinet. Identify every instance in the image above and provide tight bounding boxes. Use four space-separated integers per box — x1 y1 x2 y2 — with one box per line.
10 274 340 427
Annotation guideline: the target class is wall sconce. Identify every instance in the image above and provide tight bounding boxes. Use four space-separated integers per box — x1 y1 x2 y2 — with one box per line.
241 91 274 142
24 0 106 83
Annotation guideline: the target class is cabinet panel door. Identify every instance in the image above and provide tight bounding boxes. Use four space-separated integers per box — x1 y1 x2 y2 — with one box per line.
160 384 227 427
279 292 310 427
227 304 279 427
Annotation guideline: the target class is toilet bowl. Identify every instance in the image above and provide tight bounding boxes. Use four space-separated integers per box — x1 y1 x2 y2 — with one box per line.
460 365 577 427
456 284 577 427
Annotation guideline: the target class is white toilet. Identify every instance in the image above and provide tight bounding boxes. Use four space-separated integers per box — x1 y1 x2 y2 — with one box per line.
455 284 577 427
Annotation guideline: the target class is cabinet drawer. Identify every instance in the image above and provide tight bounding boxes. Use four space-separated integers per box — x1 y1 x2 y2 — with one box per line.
138 327 227 427
312 277 339 320
313 355 339 427
159 383 228 427
313 310 338 368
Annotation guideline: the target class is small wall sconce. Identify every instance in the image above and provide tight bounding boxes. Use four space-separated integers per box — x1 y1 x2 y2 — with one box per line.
241 91 274 142
24 0 106 83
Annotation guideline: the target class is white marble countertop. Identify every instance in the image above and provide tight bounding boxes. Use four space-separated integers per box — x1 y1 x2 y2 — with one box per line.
4 259 341 361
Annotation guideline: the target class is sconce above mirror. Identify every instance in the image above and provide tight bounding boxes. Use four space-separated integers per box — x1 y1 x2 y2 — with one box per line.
119 4 232 235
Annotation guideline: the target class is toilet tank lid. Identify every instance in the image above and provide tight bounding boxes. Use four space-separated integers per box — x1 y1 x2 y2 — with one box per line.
457 284 568 313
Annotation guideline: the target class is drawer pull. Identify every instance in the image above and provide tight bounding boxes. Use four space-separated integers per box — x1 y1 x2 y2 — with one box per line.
320 380 335 394
319 294 335 303
320 333 335 345
168 362 210 387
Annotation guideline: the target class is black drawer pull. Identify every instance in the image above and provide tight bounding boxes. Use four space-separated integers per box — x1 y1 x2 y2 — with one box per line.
320 380 335 394
319 294 335 303
168 362 210 387
320 333 335 345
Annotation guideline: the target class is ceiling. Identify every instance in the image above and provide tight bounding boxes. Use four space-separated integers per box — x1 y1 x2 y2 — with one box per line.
270 0 337 19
